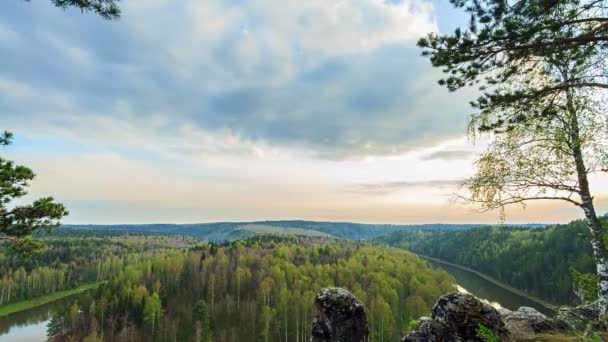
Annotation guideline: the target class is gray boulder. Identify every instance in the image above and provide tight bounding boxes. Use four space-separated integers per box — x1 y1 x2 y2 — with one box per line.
310 287 369 342
554 302 601 331
402 292 512 342
501 307 555 340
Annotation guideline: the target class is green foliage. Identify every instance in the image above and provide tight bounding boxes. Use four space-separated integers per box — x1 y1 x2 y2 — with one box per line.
408 319 419 332
46 313 65 341
0 282 102 317
569 267 599 303
418 0 606 95
0 231 195 307
143 292 163 336
0 131 68 255
23 0 121 19
476 324 498 342
260 305 276 342
50 236 456 341
419 0 608 312
192 300 210 342
376 219 600 304
0 132 12 146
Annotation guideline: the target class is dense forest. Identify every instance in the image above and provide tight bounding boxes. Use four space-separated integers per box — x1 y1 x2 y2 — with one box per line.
43 236 455 342
375 218 606 304
0 230 197 306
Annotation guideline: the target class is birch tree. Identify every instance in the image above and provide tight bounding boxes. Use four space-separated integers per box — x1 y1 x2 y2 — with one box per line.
419 0 608 317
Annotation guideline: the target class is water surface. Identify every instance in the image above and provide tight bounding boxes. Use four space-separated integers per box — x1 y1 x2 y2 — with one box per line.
428 259 555 315
0 294 83 342
0 260 556 340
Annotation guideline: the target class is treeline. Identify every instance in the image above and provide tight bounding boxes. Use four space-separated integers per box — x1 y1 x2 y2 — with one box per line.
0 231 198 305
375 218 604 304
62 221 483 241
49 236 455 342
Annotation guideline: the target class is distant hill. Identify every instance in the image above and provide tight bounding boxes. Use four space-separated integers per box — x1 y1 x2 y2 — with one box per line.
62 220 546 242
373 218 602 305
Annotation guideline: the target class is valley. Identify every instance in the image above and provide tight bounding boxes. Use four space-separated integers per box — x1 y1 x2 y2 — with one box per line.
0 220 595 341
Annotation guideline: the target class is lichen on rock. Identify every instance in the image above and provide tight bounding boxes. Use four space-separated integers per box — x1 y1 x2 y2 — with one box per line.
501 306 555 340
402 292 512 342
310 287 369 342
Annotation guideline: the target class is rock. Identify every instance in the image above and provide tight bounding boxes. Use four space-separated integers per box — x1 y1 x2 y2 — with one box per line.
501 307 555 340
310 287 369 342
402 292 512 342
401 317 446 342
497 308 512 317
554 302 601 331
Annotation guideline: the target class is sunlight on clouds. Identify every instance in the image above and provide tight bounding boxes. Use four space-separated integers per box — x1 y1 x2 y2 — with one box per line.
1 0 607 223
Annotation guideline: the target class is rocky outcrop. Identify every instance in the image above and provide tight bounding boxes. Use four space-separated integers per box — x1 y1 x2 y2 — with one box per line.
307 288 604 342
554 302 601 331
402 292 512 342
500 307 556 340
310 287 368 342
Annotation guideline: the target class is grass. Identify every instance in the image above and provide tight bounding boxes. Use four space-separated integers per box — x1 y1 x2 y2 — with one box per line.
420 255 559 312
0 281 104 317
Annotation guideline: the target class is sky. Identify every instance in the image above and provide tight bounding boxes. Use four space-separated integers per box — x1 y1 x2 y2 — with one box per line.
0 0 606 224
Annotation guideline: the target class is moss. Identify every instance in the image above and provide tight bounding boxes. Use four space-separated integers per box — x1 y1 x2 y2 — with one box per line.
569 267 599 303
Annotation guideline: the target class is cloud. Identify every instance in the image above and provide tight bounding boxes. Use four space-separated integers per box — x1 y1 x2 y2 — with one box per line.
0 22 17 43
421 150 477 161
349 179 463 194
0 0 475 159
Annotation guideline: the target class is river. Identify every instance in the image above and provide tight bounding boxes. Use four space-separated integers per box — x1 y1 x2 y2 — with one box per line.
0 261 556 340
0 294 84 342
427 259 556 315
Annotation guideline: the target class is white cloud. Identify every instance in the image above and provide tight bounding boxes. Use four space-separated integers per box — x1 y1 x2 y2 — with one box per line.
5 0 597 224
0 22 17 43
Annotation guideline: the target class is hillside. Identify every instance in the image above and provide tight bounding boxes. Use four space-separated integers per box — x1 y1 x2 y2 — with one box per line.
375 218 604 305
62 220 541 241
35 235 456 341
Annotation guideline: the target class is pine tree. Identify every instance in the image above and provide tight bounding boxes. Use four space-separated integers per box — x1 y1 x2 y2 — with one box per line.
193 300 211 342
0 131 68 255
419 0 608 317
23 0 121 19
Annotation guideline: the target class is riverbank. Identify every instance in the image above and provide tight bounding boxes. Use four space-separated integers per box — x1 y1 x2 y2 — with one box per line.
419 255 559 312
0 282 104 317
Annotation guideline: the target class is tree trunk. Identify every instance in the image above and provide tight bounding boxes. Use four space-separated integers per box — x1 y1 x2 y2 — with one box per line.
580 196 608 314
285 306 288 342
566 85 608 316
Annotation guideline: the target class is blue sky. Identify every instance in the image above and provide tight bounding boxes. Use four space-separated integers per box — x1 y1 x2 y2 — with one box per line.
1 0 605 224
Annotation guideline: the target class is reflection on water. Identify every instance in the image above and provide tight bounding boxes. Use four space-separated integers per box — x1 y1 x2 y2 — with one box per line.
428 260 555 315
0 259 556 340
457 284 504 310
0 294 84 342
0 321 48 342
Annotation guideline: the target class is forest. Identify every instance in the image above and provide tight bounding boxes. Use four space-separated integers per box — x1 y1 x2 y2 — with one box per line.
62 221 486 242
26 234 456 342
375 218 606 304
0 230 197 307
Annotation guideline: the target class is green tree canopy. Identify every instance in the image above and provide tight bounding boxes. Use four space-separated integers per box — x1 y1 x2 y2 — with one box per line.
418 0 607 93
0 131 68 254
418 0 608 317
